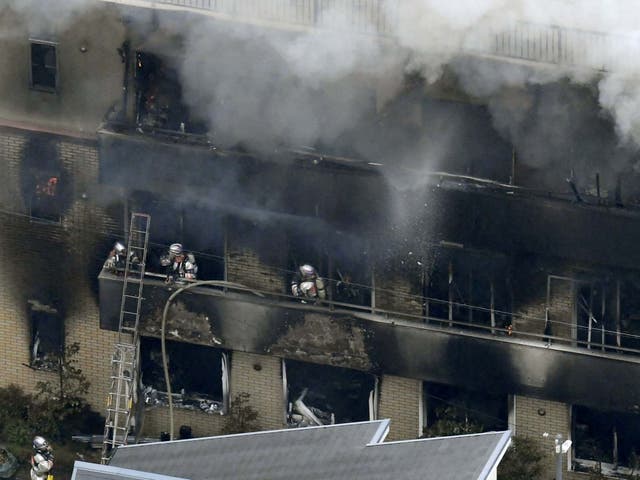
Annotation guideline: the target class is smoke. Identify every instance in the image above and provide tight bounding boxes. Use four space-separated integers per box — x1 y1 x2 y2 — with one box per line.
175 12 405 151
0 0 100 37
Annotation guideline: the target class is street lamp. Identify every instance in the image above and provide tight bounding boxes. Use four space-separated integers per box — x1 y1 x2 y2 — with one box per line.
543 432 572 480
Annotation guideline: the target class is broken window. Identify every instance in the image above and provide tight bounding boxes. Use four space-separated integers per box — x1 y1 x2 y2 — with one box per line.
573 404 640 473
327 236 372 308
425 248 511 332
129 192 225 279
140 337 229 414
21 136 65 223
29 300 63 370
422 381 508 437
134 51 207 134
283 359 378 427
30 41 58 91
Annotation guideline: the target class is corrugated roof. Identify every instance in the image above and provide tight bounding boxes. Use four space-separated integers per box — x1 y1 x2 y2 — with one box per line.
108 420 511 480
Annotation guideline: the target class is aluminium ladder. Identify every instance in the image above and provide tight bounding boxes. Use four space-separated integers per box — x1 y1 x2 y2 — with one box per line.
101 213 151 464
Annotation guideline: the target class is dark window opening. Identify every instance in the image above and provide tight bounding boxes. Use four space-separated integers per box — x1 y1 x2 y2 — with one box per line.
140 337 228 414
620 277 640 352
328 235 372 308
30 41 57 91
29 300 63 370
422 381 508 437
30 171 62 223
129 192 224 280
21 136 66 224
135 51 207 134
425 249 511 332
284 359 376 427
573 405 640 473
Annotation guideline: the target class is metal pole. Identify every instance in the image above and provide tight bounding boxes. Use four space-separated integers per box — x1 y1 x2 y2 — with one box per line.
555 436 563 480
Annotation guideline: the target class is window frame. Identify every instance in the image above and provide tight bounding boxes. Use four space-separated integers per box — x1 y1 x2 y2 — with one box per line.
29 39 58 93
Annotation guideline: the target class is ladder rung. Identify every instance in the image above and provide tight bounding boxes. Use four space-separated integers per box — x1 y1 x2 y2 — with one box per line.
123 294 140 299
120 327 137 332
130 229 148 234
107 409 131 415
122 311 138 316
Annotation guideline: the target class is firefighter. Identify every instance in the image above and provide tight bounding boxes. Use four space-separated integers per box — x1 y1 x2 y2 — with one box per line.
30 436 53 480
291 264 326 302
104 241 139 273
161 243 198 283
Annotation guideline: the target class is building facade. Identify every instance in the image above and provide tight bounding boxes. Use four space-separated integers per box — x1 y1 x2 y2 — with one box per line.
1 1 640 478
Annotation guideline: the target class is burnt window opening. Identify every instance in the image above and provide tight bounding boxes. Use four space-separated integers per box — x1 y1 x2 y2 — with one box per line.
425 249 511 332
21 136 66 224
328 235 372 308
283 359 377 427
30 41 58 92
129 192 224 279
573 405 640 473
421 381 508 438
30 172 63 223
29 300 63 371
140 337 229 414
134 51 207 134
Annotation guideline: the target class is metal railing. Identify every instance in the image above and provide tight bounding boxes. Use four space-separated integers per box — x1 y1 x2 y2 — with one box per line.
116 0 397 35
105 264 640 359
489 22 638 71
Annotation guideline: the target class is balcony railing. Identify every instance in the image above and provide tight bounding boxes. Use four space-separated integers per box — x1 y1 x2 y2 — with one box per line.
115 0 397 35
106 0 640 71
489 22 638 71
102 265 640 359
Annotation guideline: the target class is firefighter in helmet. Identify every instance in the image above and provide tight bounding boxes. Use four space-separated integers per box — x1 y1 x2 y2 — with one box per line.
161 243 198 284
104 241 139 274
30 436 53 480
291 264 326 302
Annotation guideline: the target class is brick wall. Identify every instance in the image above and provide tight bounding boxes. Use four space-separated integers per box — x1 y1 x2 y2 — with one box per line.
513 394 580 480
140 405 225 439
513 263 575 342
378 374 421 441
226 220 287 294
0 127 121 416
374 263 423 319
230 352 284 430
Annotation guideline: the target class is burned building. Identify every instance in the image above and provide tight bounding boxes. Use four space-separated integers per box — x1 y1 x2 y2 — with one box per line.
2 1 640 479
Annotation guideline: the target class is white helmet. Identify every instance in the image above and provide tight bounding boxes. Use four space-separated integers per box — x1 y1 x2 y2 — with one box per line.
114 241 126 254
300 264 316 277
169 243 183 255
33 436 49 451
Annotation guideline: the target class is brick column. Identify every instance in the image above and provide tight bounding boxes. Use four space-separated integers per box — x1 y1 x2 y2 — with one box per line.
230 351 284 431
378 374 421 441
513 394 573 479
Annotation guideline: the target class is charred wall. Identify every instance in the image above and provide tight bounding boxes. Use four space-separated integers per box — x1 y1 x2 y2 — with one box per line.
0 126 122 412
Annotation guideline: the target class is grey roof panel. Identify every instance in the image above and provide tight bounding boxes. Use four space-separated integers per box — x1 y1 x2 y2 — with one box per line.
71 461 189 480
110 420 511 480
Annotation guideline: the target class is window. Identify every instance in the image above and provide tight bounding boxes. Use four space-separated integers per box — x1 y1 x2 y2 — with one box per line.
573 405 640 474
30 41 58 91
30 172 62 223
283 359 378 427
29 300 63 370
422 381 508 437
21 136 65 223
140 337 229 414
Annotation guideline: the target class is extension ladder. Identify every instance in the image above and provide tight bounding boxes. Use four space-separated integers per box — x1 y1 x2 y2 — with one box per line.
101 213 150 464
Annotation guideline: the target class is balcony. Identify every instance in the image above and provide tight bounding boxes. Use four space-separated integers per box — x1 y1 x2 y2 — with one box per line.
102 0 635 72
99 268 640 412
